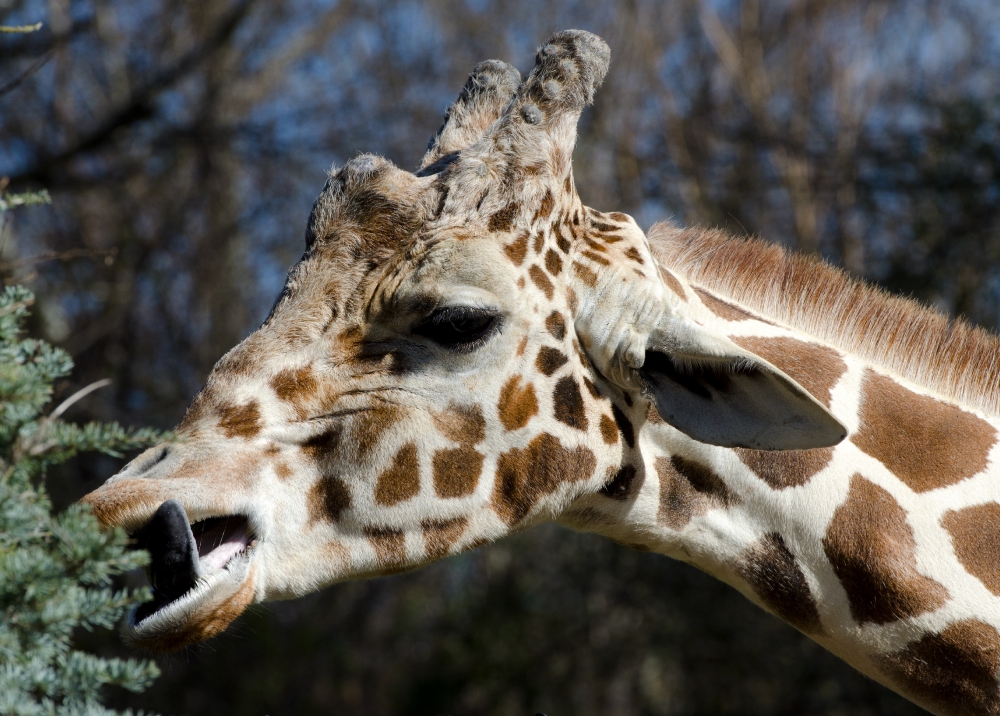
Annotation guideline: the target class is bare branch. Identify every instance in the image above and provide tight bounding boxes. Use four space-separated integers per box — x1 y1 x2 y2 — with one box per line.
49 379 112 421
0 22 42 34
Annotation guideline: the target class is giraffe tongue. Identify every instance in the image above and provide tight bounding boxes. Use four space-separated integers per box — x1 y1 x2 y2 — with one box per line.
133 499 202 623
192 516 252 571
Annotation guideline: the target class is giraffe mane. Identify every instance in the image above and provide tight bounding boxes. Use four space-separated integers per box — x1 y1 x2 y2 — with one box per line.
650 222 1000 418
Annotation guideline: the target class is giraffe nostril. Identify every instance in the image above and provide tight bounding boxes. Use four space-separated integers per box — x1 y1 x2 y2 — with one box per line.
133 445 169 476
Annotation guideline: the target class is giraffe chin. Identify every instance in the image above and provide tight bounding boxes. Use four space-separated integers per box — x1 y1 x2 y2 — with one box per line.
122 551 257 652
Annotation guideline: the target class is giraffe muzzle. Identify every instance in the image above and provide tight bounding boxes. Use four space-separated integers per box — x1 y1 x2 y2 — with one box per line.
122 499 258 651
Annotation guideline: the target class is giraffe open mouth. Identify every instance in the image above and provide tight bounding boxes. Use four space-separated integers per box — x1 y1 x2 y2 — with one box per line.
124 500 257 642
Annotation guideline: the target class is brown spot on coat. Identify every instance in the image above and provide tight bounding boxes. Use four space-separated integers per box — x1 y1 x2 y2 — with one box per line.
590 221 619 232
573 261 597 287
422 517 469 558
493 433 597 524
657 455 738 530
366 527 406 565
942 502 1000 596
433 447 484 498
624 246 645 264
599 414 619 444
432 404 486 445
566 287 578 315
218 400 262 439
583 377 601 399
694 287 758 322
822 474 949 625
302 426 341 461
851 370 996 493
735 447 834 489
536 347 568 376
661 269 687 300
498 375 539 431
488 202 519 232
275 463 292 480
309 475 351 523
735 533 823 634
529 265 555 299
545 311 566 340
375 443 420 506
532 189 555 223
533 231 545 254
544 248 563 275
556 234 571 253
553 376 588 431
270 365 318 406
581 250 611 266
732 336 847 407
876 619 1000 716
599 464 637 501
353 406 402 459
504 233 529 265
611 404 635 448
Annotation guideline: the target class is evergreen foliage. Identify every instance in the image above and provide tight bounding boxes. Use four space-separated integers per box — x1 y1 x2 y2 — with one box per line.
0 195 163 715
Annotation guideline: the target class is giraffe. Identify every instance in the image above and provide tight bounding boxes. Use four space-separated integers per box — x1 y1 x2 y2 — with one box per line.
80 30 1000 715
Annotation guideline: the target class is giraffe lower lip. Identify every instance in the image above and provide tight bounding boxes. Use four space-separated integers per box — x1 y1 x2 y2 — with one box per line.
132 502 254 624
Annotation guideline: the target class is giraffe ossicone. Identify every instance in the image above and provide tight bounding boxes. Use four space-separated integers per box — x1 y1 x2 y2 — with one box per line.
83 30 1000 716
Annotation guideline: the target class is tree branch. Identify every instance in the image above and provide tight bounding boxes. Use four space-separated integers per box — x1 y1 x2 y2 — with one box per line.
7 0 257 188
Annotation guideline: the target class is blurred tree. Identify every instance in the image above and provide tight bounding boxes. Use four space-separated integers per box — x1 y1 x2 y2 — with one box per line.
2 0 998 713
0 197 162 715
0 281 160 716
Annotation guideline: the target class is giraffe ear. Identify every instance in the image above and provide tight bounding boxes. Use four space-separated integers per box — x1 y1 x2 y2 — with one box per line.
639 317 847 450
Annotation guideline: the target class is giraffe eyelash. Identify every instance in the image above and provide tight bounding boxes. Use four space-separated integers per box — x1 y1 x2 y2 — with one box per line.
414 306 502 353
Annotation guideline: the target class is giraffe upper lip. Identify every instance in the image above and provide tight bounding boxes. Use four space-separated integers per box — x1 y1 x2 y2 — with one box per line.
131 500 256 624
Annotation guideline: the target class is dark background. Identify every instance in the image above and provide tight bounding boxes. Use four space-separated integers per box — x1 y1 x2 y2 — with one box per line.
3 0 999 713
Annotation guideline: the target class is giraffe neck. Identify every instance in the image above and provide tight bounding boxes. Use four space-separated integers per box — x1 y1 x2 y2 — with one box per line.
559 235 1000 716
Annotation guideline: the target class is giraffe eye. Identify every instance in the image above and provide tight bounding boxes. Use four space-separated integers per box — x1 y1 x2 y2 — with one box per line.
415 306 501 353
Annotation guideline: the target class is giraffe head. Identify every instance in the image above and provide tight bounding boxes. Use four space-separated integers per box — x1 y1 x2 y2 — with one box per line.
82 30 845 651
